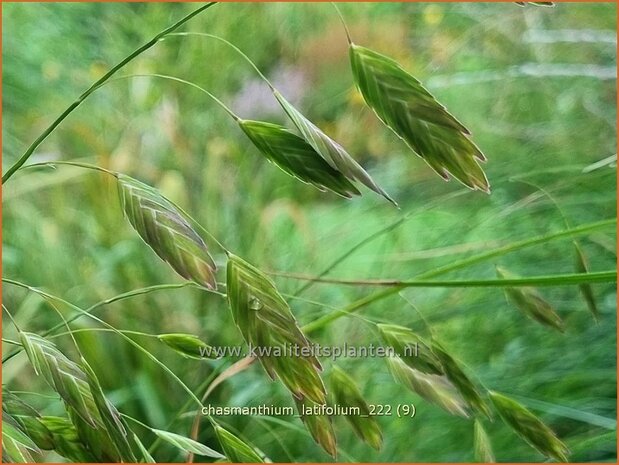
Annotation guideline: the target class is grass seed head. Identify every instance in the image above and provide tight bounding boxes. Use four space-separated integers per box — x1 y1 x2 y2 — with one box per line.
39 416 98 462
117 174 217 290
489 391 569 462
330 366 383 450
349 44 490 193
473 419 496 463
294 397 338 458
158 333 218 360
378 323 444 375
226 254 326 404
573 243 599 320
239 119 362 200
273 91 396 206
431 340 491 418
214 423 266 463
496 267 564 331
387 356 469 418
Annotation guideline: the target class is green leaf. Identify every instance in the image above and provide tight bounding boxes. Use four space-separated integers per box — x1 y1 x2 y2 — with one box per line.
330 367 382 450
226 253 326 404
117 174 217 289
294 397 337 458
387 356 469 418
272 91 396 205
151 429 224 458
489 391 569 462
431 341 491 418
214 423 265 463
19 332 100 428
574 243 599 320
473 419 495 462
377 324 444 375
496 267 564 331
349 43 489 192
158 333 218 360
239 119 361 199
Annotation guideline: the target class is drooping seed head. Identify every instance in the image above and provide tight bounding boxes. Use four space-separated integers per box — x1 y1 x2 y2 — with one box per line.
349 44 490 193
117 174 217 290
378 323 444 375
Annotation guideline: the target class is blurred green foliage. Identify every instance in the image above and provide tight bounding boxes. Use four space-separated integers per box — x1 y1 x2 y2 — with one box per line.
2 2 616 462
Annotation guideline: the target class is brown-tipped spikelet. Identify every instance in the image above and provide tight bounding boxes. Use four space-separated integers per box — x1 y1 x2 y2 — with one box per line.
431 341 491 418
117 174 217 290
473 419 496 463
378 324 444 375
226 254 326 404
330 366 383 450
214 423 266 463
387 356 469 418
272 91 396 206
294 397 337 458
349 44 489 192
239 119 361 200
496 267 564 331
489 391 568 462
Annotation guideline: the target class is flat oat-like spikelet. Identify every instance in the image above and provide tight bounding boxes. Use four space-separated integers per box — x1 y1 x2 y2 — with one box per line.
226 254 326 405
489 391 568 462
117 174 217 290
330 366 382 450
350 43 490 192
294 397 337 458
272 91 396 205
214 423 265 463
239 119 361 199
387 356 469 418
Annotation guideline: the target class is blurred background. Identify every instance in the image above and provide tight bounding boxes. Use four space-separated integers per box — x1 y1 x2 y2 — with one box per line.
2 2 617 462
